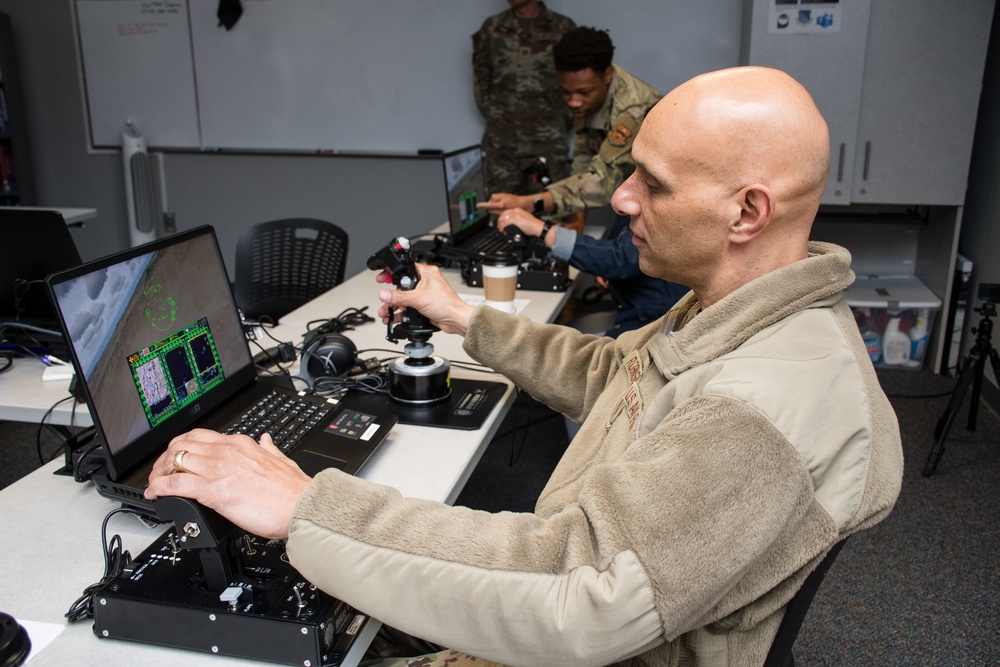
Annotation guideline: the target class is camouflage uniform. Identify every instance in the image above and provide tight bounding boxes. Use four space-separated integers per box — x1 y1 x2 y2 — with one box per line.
472 3 575 195
546 64 661 215
364 650 505 667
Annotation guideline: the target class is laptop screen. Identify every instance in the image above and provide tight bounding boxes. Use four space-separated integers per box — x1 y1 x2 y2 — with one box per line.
443 145 490 238
48 226 255 478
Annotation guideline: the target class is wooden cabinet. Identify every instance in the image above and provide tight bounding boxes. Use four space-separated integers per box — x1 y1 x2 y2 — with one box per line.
743 0 994 207
0 11 33 206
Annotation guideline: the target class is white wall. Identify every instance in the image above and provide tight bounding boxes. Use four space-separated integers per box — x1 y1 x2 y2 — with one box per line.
0 0 743 278
76 0 742 152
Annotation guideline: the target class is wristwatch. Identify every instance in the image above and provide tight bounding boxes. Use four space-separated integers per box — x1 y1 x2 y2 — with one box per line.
532 195 545 214
539 221 554 240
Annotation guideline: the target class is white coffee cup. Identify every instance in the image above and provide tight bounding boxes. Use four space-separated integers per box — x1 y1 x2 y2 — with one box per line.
482 255 518 314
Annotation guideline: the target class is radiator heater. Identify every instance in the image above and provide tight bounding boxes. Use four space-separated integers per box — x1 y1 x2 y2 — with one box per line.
121 120 158 247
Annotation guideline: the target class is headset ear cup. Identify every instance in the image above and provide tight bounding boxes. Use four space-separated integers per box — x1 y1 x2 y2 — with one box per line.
301 334 358 384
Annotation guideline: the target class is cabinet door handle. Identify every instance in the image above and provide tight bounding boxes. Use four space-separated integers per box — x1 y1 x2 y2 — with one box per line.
862 141 872 181
837 143 845 182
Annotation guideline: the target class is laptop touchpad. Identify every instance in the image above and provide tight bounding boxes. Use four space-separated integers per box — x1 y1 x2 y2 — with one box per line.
294 449 348 477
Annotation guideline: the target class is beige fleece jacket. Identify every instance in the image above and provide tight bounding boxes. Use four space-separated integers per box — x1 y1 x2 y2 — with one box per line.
287 242 903 667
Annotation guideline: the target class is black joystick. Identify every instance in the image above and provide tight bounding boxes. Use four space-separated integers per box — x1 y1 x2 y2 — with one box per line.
367 237 438 348
367 238 451 405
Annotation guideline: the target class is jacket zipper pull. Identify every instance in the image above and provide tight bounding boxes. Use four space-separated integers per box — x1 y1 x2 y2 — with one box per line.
605 396 626 430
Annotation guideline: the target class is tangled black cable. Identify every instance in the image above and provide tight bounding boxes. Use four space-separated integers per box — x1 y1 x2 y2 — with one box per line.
305 306 375 337
250 337 296 379
65 507 140 623
71 440 106 483
311 371 390 398
36 395 78 464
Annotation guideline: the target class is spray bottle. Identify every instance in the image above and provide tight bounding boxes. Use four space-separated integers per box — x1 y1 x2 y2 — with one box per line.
905 309 929 369
881 310 911 366
858 307 882 364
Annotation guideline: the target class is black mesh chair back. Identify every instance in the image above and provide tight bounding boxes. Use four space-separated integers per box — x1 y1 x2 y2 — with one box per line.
763 537 849 667
234 218 349 322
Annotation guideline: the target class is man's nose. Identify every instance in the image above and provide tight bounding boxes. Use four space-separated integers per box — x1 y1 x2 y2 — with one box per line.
611 178 637 216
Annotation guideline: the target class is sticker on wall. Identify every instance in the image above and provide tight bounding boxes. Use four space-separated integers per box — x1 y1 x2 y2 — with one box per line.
769 1 841 34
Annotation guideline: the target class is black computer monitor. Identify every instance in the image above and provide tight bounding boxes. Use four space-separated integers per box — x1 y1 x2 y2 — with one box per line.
0 209 82 353
442 145 489 238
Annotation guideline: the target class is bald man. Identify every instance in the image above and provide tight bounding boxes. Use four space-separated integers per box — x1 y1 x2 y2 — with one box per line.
146 68 903 667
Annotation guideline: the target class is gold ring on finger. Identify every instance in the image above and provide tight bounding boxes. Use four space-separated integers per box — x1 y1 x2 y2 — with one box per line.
172 449 188 474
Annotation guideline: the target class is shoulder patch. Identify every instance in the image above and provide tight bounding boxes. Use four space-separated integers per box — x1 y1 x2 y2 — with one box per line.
609 122 633 147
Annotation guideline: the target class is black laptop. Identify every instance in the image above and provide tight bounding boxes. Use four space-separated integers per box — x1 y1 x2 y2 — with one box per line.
0 209 82 356
47 226 396 512
442 145 516 257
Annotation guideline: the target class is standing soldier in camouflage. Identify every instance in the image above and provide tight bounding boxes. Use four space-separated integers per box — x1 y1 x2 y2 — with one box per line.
479 27 661 222
472 0 575 196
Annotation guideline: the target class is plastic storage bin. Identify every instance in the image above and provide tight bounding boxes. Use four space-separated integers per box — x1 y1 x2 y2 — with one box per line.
845 276 941 370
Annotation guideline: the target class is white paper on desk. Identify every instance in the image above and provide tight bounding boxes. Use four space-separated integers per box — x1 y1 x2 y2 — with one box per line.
41 364 75 382
18 619 64 663
458 294 530 315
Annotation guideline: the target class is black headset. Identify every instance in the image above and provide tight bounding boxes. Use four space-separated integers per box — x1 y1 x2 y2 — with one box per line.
0 611 31 666
299 331 358 385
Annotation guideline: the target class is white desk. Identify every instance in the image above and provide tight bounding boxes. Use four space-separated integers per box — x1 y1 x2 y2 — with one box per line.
0 263 576 666
0 261 574 429
0 205 98 226
0 360 92 426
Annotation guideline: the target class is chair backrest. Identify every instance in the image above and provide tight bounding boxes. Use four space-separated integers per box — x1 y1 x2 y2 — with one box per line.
762 537 849 667
234 218 349 322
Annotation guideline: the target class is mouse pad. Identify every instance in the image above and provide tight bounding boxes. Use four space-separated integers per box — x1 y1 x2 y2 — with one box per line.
338 378 508 430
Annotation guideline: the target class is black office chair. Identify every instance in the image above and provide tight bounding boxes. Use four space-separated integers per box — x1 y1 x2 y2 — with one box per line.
234 218 349 322
762 537 849 667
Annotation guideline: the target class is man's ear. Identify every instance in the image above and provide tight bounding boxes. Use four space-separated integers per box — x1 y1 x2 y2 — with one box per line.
730 184 773 244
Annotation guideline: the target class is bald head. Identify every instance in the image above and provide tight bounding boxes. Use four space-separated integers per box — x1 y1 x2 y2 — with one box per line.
613 67 830 306
649 67 830 198
651 66 829 231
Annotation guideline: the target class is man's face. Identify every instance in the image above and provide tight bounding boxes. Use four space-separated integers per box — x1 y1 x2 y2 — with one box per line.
557 67 613 118
611 107 733 288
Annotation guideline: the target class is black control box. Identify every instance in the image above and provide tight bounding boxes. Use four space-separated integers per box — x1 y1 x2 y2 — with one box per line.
93 527 366 666
465 257 571 292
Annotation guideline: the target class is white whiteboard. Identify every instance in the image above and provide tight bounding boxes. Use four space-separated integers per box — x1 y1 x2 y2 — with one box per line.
77 0 743 152
77 0 200 148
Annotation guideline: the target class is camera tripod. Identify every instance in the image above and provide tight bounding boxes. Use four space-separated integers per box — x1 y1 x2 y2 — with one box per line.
923 300 1000 476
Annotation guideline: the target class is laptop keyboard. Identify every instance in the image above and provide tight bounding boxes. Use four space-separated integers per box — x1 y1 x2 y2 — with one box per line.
224 390 334 453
